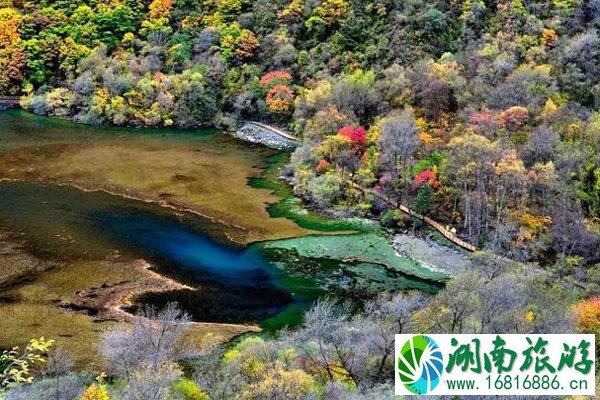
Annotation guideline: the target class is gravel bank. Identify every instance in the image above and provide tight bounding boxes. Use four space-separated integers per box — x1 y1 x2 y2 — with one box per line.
232 123 298 151
393 233 471 276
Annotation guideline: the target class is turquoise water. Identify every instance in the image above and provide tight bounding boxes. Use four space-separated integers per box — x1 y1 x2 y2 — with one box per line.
0 181 323 326
0 110 444 330
0 181 442 329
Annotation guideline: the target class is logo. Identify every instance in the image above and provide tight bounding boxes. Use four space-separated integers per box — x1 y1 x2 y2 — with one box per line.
397 335 444 394
395 334 595 396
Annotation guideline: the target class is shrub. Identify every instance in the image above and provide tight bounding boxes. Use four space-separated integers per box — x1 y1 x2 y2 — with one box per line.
80 383 110 400
412 183 434 215
307 173 344 208
125 362 182 400
1 338 54 389
171 379 208 400
575 297 600 334
5 374 88 400
380 209 397 228
498 106 529 132
45 88 76 118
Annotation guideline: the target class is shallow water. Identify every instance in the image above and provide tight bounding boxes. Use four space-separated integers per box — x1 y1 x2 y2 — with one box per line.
0 181 311 325
0 111 443 331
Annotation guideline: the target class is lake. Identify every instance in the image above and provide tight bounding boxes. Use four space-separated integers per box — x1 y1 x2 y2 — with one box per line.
0 111 443 361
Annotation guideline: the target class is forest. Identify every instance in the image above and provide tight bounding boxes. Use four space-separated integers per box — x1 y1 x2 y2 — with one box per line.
1 0 600 398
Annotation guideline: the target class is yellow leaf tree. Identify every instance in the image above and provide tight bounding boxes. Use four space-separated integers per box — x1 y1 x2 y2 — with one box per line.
0 8 20 49
80 383 110 400
148 0 173 20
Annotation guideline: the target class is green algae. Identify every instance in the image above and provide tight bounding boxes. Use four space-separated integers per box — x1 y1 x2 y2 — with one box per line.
258 233 449 282
249 152 378 233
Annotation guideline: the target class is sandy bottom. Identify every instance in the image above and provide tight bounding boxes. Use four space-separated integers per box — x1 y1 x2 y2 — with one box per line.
0 234 258 369
0 112 312 244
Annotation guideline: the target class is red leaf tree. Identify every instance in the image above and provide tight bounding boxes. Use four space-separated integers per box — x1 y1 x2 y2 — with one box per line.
259 70 292 88
413 169 440 190
337 125 367 147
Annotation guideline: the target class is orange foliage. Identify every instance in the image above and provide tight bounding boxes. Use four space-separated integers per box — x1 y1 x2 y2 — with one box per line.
236 29 260 59
260 70 292 87
266 84 295 112
498 106 529 131
416 117 438 144
541 28 558 47
0 45 24 93
316 159 330 172
575 297 600 334
149 0 173 20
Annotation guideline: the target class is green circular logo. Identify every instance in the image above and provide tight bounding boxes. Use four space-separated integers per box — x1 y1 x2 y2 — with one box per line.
397 335 444 394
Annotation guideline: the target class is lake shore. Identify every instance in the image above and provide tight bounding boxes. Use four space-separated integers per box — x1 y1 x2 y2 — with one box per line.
392 233 471 275
0 110 314 244
0 231 259 368
62 258 262 331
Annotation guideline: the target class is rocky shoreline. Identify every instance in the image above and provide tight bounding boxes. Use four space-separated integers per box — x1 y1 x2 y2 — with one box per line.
392 233 471 275
232 122 299 151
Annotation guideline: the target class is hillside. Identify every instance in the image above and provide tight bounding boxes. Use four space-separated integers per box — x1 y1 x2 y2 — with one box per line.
2 1 600 398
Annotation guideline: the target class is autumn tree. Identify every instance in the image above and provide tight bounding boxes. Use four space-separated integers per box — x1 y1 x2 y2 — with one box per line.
235 29 259 59
149 0 173 21
493 150 528 242
80 384 110 400
337 125 367 148
378 110 421 199
305 0 349 31
266 84 295 113
575 297 600 334
447 133 499 241
0 8 19 49
260 70 295 114
498 106 529 132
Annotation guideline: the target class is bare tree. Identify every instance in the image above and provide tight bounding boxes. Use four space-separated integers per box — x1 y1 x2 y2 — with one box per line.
42 348 76 400
550 196 599 259
5 375 88 400
362 292 428 383
293 298 351 382
378 110 421 199
99 303 191 378
124 362 182 400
